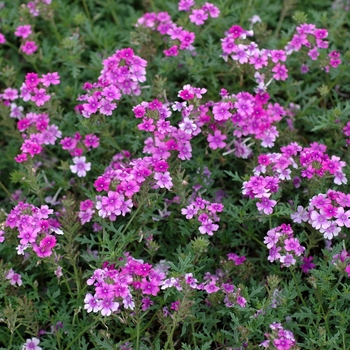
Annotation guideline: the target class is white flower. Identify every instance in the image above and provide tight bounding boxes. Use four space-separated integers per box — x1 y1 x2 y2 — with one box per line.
70 156 91 177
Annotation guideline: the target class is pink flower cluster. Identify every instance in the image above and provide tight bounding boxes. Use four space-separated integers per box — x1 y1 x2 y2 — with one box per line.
342 121 350 146
332 250 350 278
260 322 296 350
136 12 196 56
84 256 168 316
264 224 305 267
78 199 95 225
135 85 207 160
60 132 99 156
176 268 247 308
27 0 52 17
291 189 350 240
189 3 220 26
181 197 223 236
243 142 347 215
14 111 62 163
178 0 220 22
6 268 23 286
85 254 247 318
209 90 284 154
20 72 60 106
221 23 341 86
59 131 99 177
13 23 39 55
227 252 246 265
5 202 62 258
76 48 146 118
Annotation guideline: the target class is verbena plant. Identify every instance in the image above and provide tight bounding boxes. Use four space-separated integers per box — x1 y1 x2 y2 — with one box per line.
0 0 350 349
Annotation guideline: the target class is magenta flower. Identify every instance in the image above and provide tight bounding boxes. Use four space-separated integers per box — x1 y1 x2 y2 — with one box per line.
0 33 6 44
70 156 91 177
207 130 227 149
301 256 315 273
272 63 288 81
41 72 60 87
2 87 18 101
21 41 38 55
154 171 173 190
189 9 208 25
15 25 32 39
31 88 51 106
164 45 179 57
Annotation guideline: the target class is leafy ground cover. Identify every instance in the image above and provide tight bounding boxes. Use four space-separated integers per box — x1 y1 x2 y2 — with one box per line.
1 0 350 349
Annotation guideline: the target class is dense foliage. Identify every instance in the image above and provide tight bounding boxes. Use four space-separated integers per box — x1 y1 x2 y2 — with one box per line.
1 0 350 349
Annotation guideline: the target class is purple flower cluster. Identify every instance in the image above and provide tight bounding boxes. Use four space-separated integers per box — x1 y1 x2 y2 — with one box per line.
5 202 62 258
84 256 168 316
76 48 146 118
59 131 99 177
260 322 296 350
264 224 305 267
343 121 350 146
164 270 247 308
211 90 284 154
291 189 350 240
181 197 223 236
20 72 60 106
243 142 347 215
221 23 341 85
179 2 220 26
13 113 62 164
85 255 247 318
136 12 196 56
27 0 52 17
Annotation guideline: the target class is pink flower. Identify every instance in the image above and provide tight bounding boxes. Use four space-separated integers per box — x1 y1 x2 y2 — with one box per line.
33 244 53 258
2 87 18 101
21 41 38 55
99 298 119 316
15 25 32 39
189 9 208 25
22 337 42 350
164 45 179 57
154 171 173 190
178 0 195 12
31 88 51 106
41 72 60 87
84 134 100 149
84 293 101 313
0 33 6 44
204 280 220 294
39 235 57 249
272 63 288 81
207 130 227 149
70 156 91 177
6 269 23 286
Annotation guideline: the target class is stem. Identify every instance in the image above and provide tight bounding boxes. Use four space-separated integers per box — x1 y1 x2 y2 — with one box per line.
0 181 18 204
314 288 330 335
239 225 265 248
64 319 99 350
9 332 13 349
191 320 197 347
121 200 144 235
291 271 306 307
82 0 92 21
136 316 141 350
